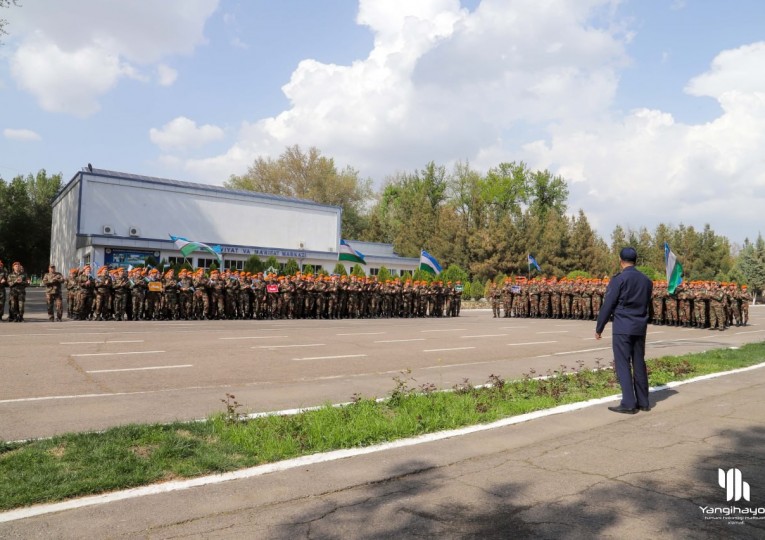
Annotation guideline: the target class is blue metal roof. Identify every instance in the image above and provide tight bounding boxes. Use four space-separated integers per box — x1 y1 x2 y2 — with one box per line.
53 167 343 212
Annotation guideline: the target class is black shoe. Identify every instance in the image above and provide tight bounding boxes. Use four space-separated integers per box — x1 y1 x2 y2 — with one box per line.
637 406 651 412
608 406 638 414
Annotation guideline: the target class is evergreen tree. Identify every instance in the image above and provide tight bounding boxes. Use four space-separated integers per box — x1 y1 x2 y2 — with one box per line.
332 263 347 276
351 264 365 277
244 255 264 274
377 266 392 282
283 258 300 275
470 278 484 300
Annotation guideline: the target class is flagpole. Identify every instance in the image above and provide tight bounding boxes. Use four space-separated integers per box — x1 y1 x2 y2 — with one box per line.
527 254 530 280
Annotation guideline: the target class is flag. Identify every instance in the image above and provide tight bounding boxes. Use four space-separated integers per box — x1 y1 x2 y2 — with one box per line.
419 250 442 275
528 254 541 272
338 239 366 264
169 235 223 264
664 242 683 294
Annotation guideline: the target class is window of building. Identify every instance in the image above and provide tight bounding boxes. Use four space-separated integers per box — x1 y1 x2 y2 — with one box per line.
369 267 379 276
225 260 244 271
197 258 216 270
168 257 186 266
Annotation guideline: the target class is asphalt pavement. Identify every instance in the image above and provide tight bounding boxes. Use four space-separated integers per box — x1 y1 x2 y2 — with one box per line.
1 289 763 538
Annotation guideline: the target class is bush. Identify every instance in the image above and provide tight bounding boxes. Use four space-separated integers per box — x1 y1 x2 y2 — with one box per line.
283 258 300 276
471 278 484 300
636 265 662 281
351 264 366 277
333 263 348 276
303 264 314 275
244 255 264 274
566 270 592 280
378 266 392 282
441 264 469 285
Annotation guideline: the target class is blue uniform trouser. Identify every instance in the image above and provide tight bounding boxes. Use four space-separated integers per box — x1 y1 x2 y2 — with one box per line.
612 333 649 409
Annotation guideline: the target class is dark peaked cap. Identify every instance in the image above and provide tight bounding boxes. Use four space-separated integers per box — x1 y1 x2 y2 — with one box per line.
619 247 638 263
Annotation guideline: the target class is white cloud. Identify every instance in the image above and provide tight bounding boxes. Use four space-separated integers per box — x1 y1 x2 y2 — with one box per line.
149 116 224 152
164 1 763 242
6 0 218 116
3 128 42 141
183 0 627 181
156 64 178 86
524 43 765 240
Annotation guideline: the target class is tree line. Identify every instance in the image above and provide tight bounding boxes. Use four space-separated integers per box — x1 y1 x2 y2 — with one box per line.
227 145 764 294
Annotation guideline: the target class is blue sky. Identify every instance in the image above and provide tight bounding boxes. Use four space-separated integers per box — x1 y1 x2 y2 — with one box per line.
1 0 764 245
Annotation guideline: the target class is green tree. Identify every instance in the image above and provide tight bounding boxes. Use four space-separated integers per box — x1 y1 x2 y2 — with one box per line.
0 169 62 274
283 258 300 275
470 277 484 300
736 234 765 298
377 266 392 282
527 169 568 218
351 264 365 277
264 256 280 274
0 0 19 42
302 264 315 275
332 263 347 276
440 264 469 286
225 145 372 238
244 255 264 274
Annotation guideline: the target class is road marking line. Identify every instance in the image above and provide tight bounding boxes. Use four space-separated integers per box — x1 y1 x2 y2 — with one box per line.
500 326 527 329
70 350 165 357
536 354 552 358
582 336 611 340
554 346 610 355
423 347 476 352
735 329 765 335
219 336 288 340
7 362 762 523
293 354 367 361
461 334 507 338
374 338 426 343
508 341 557 346
422 359 500 369
536 331 569 334
336 332 386 336
421 328 466 332
252 344 325 349
60 340 145 345
86 365 192 374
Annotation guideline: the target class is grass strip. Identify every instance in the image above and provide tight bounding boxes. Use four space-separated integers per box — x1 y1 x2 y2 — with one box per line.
1 342 764 510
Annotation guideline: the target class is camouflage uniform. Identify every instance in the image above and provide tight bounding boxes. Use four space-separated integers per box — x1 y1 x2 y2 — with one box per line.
93 271 113 320
692 285 708 329
112 269 130 321
66 269 79 319
162 271 180 320
0 261 8 321
708 283 726 331
7 263 29 322
42 266 66 321
131 270 148 320
676 285 692 327
489 283 501 318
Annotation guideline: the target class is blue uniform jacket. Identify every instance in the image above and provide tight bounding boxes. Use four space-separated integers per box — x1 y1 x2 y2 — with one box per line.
595 266 653 336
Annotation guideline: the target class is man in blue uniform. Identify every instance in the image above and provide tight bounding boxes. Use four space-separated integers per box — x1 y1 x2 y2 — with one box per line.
595 247 653 414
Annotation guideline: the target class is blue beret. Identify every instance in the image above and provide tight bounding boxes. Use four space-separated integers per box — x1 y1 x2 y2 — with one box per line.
619 247 638 262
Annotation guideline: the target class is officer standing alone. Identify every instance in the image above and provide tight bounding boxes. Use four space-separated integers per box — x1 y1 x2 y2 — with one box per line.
595 247 653 414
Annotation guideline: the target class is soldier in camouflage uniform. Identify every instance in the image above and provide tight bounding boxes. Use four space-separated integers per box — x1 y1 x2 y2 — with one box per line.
145 268 163 320
708 281 726 331
676 283 693 327
0 260 8 321
550 278 562 319
111 267 130 321
42 264 66 322
739 285 751 325
178 270 195 320
489 282 501 318
7 261 30 322
131 268 148 320
66 268 79 319
163 269 180 320
651 281 666 324
664 287 678 326
691 282 707 328
93 267 112 321
538 279 551 318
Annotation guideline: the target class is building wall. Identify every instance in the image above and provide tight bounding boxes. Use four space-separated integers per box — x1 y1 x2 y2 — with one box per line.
78 173 340 252
50 179 79 270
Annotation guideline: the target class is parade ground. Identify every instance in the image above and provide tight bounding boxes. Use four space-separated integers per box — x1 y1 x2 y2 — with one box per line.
1 290 764 537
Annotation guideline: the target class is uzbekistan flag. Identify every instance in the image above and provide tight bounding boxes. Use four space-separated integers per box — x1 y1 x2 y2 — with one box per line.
338 239 366 264
664 242 683 294
419 250 442 275
528 254 542 272
170 235 223 264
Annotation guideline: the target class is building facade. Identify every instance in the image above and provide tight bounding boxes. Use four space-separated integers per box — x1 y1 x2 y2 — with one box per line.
50 168 419 275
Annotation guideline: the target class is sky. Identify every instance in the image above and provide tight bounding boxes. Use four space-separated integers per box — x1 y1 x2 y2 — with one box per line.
1 0 764 245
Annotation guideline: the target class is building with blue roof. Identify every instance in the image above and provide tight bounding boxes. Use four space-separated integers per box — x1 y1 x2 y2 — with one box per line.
50 167 418 275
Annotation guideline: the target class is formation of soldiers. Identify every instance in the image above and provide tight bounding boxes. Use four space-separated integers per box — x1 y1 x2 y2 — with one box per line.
488 276 751 330
55 266 463 321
